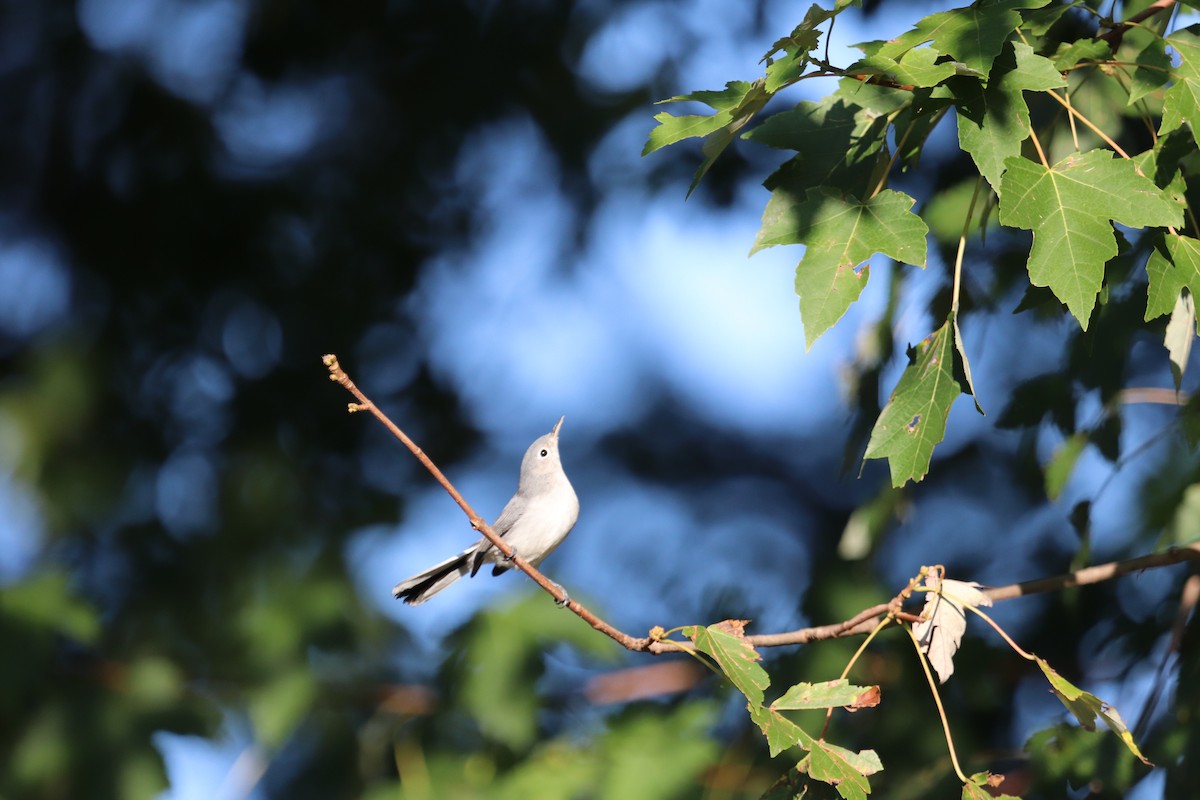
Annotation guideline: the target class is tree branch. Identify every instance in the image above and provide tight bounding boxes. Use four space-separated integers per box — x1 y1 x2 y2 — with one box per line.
325 354 1200 655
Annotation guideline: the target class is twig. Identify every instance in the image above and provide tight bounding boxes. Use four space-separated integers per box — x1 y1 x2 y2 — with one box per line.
323 354 650 651
982 543 1200 602
1097 0 1177 50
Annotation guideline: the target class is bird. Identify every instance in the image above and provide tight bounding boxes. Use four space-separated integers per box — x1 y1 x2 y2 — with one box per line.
392 416 579 605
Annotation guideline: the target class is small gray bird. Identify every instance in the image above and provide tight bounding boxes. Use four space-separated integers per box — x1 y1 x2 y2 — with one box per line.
392 417 579 605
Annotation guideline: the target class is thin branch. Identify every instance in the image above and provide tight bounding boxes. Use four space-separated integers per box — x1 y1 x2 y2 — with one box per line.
1097 0 1177 49
323 354 650 651
325 355 1200 654
982 543 1200 602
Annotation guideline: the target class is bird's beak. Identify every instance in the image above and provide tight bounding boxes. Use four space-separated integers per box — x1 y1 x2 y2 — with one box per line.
551 416 565 439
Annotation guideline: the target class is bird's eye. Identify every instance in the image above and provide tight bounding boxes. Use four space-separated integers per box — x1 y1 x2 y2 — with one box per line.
540 449 549 457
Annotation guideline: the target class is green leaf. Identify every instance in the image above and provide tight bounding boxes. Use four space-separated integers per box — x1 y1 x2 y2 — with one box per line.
1036 657 1153 765
798 739 883 800
1147 234 1200 323
855 46 958 88
753 188 927 348
0 571 101 644
962 771 1021 799
1162 26 1200 147
684 620 770 708
1121 26 1173 105
955 41 1065 189
1045 432 1086 500
1050 38 1113 71
864 319 960 487
642 79 772 196
748 703 811 757
747 93 891 200
642 81 753 155
772 679 880 711
952 311 984 414
997 150 1182 328
249 668 315 749
760 2 845 92
853 0 1047 78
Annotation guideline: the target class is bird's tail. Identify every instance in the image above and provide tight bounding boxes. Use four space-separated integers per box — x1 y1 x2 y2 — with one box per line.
392 547 475 605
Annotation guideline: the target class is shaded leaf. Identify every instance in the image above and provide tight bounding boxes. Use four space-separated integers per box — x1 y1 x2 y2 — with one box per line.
753 187 927 348
1045 432 1086 500
864 319 960 486
952 311 984 414
1146 233 1200 324
1036 657 1152 765
954 41 1065 189
747 93 891 201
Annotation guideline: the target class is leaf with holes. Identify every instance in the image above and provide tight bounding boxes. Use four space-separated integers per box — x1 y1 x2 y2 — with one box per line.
684 620 769 708
865 319 959 487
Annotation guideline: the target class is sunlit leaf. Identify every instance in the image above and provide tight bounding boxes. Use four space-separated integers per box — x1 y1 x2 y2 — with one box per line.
1162 26 1200 147
748 703 811 757
998 150 1182 328
772 679 881 712
962 771 1021 799
798 738 883 800
913 575 991 684
684 619 769 708
642 79 772 196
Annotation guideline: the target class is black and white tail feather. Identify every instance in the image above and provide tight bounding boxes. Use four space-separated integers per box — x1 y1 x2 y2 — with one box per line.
392 417 578 605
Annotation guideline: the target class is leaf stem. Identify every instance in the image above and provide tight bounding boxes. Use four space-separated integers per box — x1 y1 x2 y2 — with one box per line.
1028 125 1049 167
905 624 969 784
963 604 1036 661
951 178 985 316
1044 89 1129 158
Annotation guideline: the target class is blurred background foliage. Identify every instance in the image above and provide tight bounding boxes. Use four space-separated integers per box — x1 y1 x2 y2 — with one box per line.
1 0 1199 798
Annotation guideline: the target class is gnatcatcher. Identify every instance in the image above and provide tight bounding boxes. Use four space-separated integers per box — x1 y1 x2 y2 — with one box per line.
392 416 579 605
